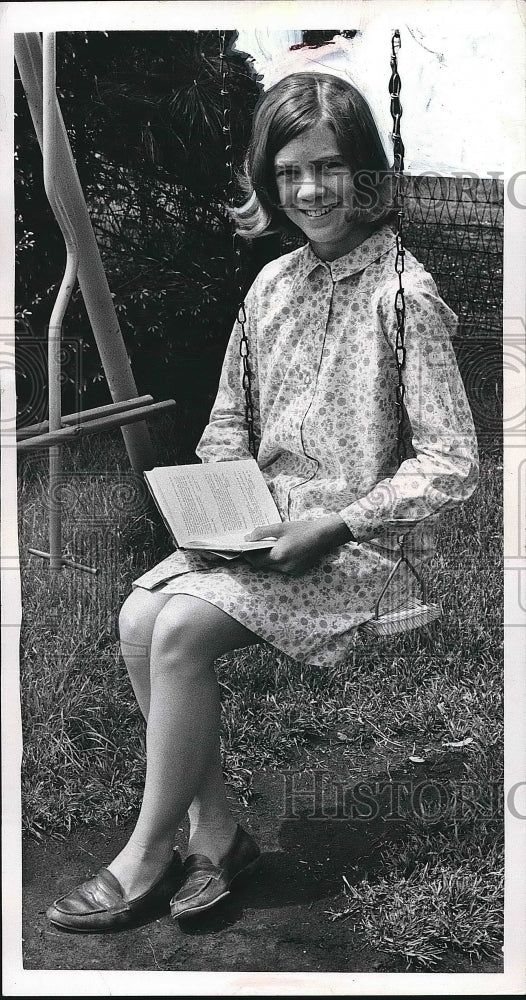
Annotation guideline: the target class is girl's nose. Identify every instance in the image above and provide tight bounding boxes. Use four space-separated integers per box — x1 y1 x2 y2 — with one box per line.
294 168 325 203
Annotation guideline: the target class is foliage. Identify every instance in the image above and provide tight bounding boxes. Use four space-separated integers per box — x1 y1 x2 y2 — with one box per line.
15 31 265 446
328 835 503 967
16 31 503 455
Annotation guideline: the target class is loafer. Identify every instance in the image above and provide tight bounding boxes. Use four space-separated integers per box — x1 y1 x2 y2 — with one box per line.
46 851 183 933
170 824 260 919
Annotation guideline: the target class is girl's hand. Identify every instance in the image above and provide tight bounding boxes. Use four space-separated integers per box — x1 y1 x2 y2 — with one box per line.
243 515 354 577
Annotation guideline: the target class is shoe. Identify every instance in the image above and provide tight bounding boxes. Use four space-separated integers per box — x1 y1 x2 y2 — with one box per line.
170 824 260 919
46 851 183 933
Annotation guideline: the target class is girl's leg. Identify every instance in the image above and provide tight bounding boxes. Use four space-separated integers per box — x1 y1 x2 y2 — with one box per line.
186 738 238 859
110 593 258 898
118 587 173 719
119 587 258 864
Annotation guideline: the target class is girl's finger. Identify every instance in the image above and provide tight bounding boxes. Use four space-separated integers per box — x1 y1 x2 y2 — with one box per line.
245 523 283 542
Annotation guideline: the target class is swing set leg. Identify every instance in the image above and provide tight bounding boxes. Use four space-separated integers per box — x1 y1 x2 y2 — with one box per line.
14 32 154 474
16 32 172 572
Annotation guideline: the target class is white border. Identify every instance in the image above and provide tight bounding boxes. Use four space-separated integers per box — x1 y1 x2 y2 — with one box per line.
2 2 525 995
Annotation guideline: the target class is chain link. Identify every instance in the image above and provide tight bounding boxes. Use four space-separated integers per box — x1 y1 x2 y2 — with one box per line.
219 30 257 457
389 28 407 466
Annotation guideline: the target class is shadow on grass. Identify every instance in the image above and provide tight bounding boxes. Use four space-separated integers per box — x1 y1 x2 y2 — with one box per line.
177 754 472 937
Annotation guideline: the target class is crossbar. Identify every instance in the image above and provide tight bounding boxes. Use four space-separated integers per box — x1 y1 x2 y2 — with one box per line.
17 399 176 453
17 395 155 439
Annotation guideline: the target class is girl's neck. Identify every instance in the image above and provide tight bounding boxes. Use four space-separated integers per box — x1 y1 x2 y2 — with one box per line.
309 221 379 262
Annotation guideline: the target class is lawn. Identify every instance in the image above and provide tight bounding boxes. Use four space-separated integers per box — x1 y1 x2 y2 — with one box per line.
17 419 503 968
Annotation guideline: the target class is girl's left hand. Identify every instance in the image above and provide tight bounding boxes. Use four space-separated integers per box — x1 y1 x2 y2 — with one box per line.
243 515 353 577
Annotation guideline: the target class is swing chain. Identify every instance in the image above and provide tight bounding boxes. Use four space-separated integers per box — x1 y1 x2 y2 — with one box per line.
389 28 407 467
219 30 257 458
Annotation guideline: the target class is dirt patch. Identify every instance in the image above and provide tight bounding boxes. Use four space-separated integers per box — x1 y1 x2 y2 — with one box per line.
22 760 502 975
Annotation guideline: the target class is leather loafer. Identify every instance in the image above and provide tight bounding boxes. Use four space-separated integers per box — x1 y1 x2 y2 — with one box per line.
170 824 260 919
46 851 183 933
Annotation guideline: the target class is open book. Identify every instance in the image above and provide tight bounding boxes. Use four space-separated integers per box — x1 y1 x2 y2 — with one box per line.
144 459 281 558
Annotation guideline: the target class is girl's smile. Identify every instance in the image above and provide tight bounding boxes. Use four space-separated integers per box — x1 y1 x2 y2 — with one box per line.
303 205 336 217
274 125 375 260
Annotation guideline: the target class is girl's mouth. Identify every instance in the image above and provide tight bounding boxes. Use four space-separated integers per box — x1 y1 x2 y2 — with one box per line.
301 205 336 218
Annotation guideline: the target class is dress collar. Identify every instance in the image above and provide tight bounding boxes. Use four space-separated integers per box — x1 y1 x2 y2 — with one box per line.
299 224 396 281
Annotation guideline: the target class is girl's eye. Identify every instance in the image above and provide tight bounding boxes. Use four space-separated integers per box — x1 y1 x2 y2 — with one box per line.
324 160 347 171
275 166 299 180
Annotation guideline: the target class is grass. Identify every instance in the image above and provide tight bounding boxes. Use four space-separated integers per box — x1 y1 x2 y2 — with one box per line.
328 833 503 967
17 418 503 968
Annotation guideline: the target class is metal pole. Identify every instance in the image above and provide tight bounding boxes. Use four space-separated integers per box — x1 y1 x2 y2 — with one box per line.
43 32 79 569
14 32 155 472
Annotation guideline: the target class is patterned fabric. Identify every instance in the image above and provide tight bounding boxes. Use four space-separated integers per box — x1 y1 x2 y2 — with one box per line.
133 225 478 666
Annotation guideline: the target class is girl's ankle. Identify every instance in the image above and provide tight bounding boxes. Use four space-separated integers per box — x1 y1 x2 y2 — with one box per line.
107 840 175 897
187 818 238 864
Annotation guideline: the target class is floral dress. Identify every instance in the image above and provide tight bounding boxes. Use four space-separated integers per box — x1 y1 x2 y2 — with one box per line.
133 225 478 667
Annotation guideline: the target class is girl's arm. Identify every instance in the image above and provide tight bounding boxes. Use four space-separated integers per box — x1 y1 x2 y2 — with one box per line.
196 282 261 463
247 271 478 576
338 272 479 543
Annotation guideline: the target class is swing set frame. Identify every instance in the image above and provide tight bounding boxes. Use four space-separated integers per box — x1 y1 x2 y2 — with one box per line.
15 32 176 572
16 28 442 633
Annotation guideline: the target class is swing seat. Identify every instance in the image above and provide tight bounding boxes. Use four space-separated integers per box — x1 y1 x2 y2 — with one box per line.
360 596 441 637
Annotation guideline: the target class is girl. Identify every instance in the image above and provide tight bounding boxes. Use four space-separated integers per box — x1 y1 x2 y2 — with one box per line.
46 72 478 931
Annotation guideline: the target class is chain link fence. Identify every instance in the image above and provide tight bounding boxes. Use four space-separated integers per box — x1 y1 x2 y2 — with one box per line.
404 175 503 454
404 176 504 335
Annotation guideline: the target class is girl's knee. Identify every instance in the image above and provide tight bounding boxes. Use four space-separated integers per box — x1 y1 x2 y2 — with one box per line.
150 599 217 676
118 588 167 653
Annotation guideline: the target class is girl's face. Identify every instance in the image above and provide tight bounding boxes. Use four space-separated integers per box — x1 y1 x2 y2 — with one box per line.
274 124 367 260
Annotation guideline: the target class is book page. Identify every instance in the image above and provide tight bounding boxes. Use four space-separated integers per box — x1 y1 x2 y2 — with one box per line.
184 532 278 552
144 460 281 548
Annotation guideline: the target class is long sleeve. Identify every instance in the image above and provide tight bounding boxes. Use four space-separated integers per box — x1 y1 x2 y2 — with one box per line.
133 232 481 668
339 272 479 543
196 281 261 463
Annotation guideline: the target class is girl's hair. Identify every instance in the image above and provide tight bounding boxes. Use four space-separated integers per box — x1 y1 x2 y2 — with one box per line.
232 72 396 239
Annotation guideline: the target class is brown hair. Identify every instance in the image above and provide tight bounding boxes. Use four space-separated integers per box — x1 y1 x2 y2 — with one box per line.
232 72 396 239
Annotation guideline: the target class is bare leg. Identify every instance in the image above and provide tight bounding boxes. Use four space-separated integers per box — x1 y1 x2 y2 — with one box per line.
118 588 173 719
186 740 237 859
112 592 258 898
119 588 258 862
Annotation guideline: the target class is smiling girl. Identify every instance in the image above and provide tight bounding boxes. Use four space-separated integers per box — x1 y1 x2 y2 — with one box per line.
46 72 478 931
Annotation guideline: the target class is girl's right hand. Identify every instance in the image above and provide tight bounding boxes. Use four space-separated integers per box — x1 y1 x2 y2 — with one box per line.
243 515 353 577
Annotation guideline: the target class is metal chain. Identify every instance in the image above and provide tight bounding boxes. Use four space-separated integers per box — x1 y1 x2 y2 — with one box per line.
219 30 257 457
218 30 406 467
389 28 407 467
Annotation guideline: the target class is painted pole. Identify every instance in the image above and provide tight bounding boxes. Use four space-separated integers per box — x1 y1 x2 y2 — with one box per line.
42 32 79 568
15 32 155 472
